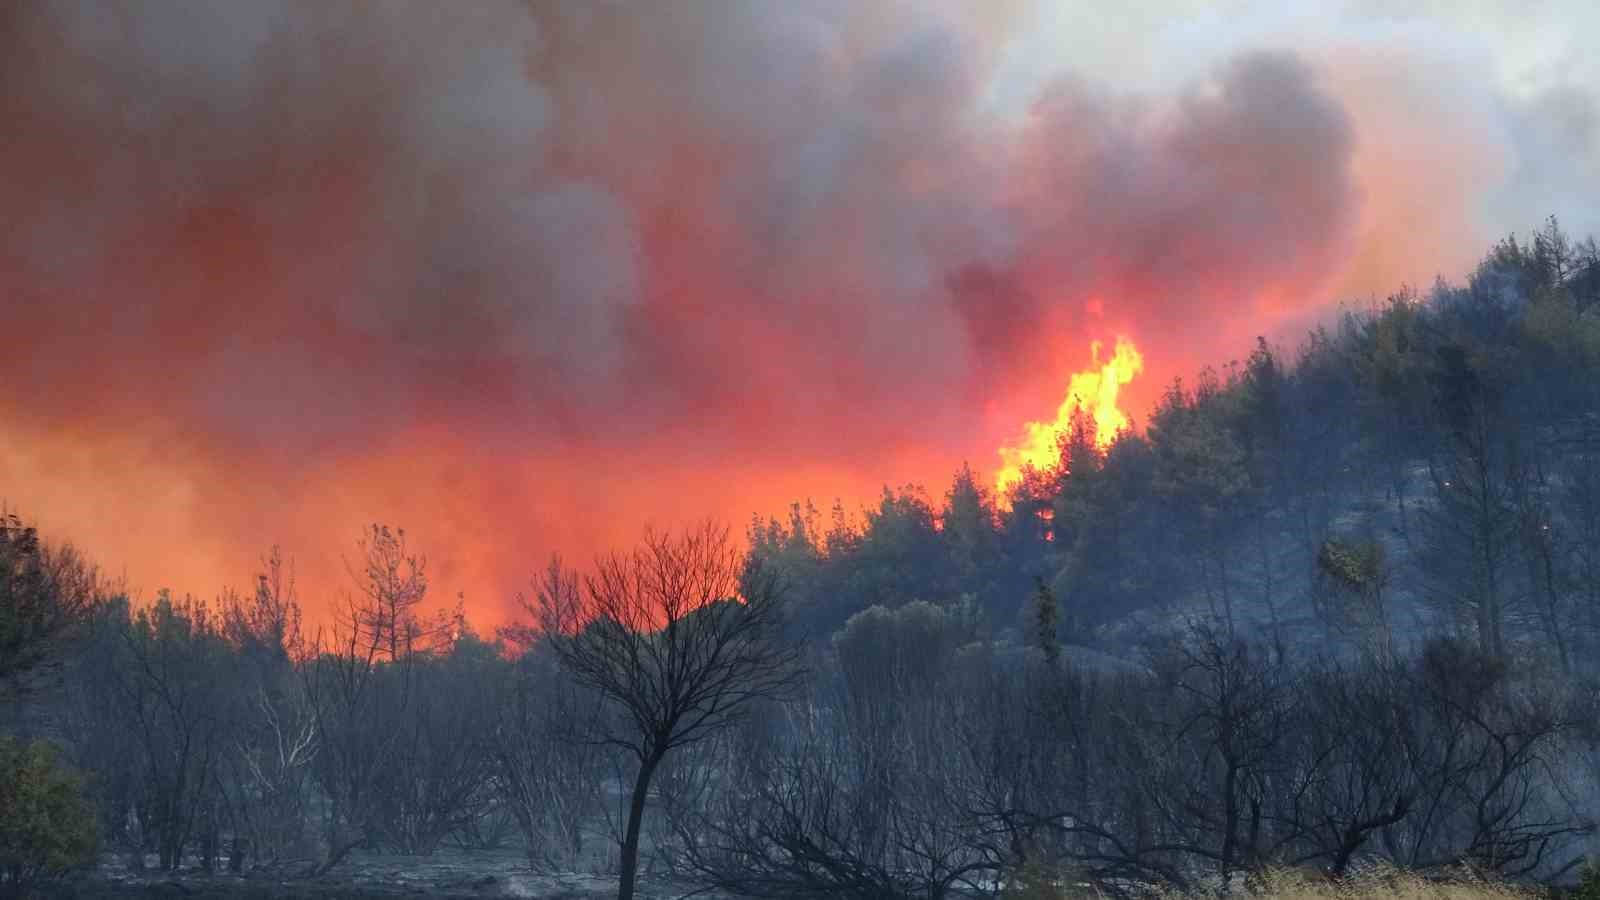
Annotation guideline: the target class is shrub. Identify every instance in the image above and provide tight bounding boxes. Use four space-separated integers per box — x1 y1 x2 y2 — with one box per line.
1001 852 1074 900
1574 861 1600 900
1239 866 1532 900
0 738 98 898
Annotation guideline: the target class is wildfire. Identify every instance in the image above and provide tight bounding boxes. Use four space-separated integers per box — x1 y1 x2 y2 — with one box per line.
995 336 1144 499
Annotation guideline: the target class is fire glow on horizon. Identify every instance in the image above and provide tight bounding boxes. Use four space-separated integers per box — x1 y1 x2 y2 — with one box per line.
1 2 1595 630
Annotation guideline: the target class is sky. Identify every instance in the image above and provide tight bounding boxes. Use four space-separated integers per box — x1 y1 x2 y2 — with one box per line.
1 0 1597 630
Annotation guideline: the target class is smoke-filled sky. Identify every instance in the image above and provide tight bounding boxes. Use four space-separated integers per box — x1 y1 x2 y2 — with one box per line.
2 0 1597 628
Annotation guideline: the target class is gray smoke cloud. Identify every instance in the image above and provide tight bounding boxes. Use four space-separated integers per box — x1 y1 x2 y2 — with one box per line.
0 0 1593 622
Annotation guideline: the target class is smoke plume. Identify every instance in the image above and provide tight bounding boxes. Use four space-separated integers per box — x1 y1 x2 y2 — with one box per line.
1 0 1595 625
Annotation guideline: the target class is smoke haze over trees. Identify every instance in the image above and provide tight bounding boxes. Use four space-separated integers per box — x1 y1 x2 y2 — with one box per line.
5 2 1600 897
6 223 1600 896
2 1 1600 628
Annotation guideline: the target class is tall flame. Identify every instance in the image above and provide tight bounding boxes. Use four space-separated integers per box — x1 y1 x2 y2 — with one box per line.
995 336 1144 499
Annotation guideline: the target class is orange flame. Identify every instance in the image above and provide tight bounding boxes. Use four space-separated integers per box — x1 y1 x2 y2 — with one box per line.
995 336 1144 500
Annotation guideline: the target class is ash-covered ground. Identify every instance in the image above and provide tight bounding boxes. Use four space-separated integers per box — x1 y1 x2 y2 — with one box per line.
41 849 721 899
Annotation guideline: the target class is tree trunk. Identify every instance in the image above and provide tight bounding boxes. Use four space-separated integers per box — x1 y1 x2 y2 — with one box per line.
314 836 363 877
617 754 662 900
201 824 216 873
1532 546 1570 673
1221 760 1239 880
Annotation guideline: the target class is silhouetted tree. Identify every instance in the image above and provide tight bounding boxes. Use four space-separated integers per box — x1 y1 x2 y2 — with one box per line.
1418 340 1524 657
117 592 232 870
489 635 607 871
1149 376 1251 634
216 549 315 870
1 514 101 701
526 522 802 900
303 524 440 874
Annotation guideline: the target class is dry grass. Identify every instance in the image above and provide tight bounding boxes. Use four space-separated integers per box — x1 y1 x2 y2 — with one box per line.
1231 867 1535 900
1007 865 1545 900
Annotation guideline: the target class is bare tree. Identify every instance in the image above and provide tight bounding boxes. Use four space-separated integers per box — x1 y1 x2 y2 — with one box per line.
1419 343 1525 658
525 522 802 900
672 654 995 900
116 592 232 871
489 640 607 871
218 549 317 871
346 525 433 661
1280 656 1416 878
1381 639 1593 879
1140 621 1293 885
671 694 986 900
303 525 437 874
374 636 498 856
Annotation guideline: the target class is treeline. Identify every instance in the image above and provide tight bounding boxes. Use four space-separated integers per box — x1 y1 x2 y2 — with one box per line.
667 606 1597 895
7 523 1598 898
26 529 574 878
755 217 1600 668
4 221 1600 898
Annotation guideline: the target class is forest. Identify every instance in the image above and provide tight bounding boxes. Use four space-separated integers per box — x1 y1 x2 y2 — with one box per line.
5 220 1600 899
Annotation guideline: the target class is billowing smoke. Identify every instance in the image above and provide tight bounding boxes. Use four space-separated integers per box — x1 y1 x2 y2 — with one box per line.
1 1 1595 626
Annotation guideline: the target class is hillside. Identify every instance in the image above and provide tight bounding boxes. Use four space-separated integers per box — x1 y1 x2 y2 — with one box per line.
752 218 1600 673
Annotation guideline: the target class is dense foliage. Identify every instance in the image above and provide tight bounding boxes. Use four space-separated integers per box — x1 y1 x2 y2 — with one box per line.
752 218 1600 667
0 738 97 898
